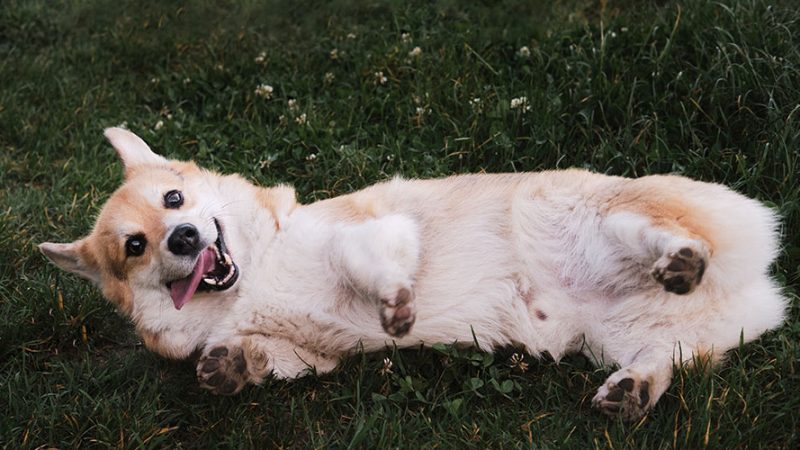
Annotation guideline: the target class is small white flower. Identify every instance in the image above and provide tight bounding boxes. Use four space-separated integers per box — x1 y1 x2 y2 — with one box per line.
214 63 224 71
278 115 288 126
182 77 191 85
415 106 426 116
323 72 335 84
254 84 274 99
518 46 531 58
330 48 339 60
379 357 394 376
408 46 422 58
621 27 629 33
154 120 164 131
609 31 617 39
374 71 388 85
346 32 357 40
295 113 307 125
401 32 412 43
150 77 158 84
509 352 529 372
510 96 531 112
255 51 267 64
386 154 395 162
287 99 298 110
469 97 482 111
306 153 317 161
117 121 129 129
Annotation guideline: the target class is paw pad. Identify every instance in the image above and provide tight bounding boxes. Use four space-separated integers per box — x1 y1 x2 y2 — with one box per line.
652 246 707 295
380 287 416 338
592 374 653 422
197 345 248 395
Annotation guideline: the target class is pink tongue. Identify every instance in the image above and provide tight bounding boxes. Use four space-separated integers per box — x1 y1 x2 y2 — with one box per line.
169 248 216 310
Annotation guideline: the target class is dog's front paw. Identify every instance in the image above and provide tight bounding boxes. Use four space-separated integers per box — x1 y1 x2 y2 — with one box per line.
592 370 653 422
652 244 707 295
197 345 248 395
379 286 416 338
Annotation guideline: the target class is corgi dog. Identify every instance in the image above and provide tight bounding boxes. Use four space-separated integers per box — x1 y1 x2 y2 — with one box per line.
40 128 787 421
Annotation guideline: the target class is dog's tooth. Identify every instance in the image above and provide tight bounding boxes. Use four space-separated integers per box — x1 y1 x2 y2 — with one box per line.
222 253 232 266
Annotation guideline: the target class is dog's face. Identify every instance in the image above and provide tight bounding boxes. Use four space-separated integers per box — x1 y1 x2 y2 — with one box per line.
40 128 242 320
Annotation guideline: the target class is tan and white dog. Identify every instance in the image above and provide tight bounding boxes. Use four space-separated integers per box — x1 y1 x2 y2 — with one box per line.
40 128 787 421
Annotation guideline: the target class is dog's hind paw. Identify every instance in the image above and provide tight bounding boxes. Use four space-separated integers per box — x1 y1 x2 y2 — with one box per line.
380 286 416 338
592 369 653 422
652 244 707 295
197 345 248 395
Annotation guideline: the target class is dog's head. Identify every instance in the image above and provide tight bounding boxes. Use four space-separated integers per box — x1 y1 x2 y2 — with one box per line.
40 128 294 357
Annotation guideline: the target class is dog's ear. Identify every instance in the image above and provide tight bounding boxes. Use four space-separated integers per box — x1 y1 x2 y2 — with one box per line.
104 127 167 177
39 240 101 284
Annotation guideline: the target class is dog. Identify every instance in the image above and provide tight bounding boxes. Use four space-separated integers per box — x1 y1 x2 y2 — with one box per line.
40 128 787 421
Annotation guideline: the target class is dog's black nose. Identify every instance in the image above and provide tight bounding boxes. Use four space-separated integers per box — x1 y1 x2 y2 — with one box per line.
168 224 201 256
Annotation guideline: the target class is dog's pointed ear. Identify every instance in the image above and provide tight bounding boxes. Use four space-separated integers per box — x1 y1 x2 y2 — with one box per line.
39 240 101 284
104 127 167 176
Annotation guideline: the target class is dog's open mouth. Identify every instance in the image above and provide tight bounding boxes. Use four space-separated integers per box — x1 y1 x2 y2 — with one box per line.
167 219 238 310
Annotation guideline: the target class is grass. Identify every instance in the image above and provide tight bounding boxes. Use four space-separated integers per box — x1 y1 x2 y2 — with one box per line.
1 0 799 447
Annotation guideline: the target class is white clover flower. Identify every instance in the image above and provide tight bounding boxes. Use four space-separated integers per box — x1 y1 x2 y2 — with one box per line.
278 115 287 126
408 46 422 58
295 113 307 125
469 97 482 111
346 32 357 40
401 32 412 43
330 48 339 60
254 51 267 65
510 96 531 112
379 357 394 376
287 99 298 110
254 84 274 99
154 120 164 131
509 353 529 372
518 46 531 58
323 72 335 84
374 71 388 85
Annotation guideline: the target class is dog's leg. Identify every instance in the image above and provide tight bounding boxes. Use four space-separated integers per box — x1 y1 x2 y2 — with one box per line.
196 331 340 394
196 335 270 395
591 354 674 422
601 211 710 295
331 214 420 337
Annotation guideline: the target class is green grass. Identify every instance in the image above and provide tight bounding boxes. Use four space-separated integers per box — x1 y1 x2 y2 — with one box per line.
2 0 799 447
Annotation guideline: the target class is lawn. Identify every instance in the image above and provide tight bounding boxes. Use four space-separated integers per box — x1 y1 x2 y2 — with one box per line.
1 0 799 448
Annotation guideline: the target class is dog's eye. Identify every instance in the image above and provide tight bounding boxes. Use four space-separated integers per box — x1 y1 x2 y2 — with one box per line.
164 190 184 209
125 235 147 257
